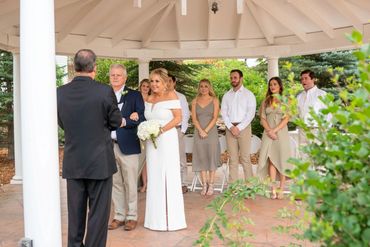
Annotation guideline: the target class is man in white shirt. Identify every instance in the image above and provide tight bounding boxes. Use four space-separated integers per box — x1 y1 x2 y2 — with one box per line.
221 69 256 182
297 69 327 148
168 74 191 193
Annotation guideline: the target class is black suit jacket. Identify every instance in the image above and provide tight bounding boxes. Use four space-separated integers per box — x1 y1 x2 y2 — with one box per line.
57 76 122 179
116 87 145 155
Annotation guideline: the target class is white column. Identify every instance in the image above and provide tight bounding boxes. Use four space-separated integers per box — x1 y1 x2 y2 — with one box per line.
138 58 151 84
267 57 279 80
10 53 22 184
20 0 62 246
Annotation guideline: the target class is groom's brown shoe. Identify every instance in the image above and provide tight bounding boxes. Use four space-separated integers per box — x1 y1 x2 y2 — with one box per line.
108 219 124 230
124 220 137 231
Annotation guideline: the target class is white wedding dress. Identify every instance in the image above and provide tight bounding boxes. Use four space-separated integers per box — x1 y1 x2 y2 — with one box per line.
144 100 187 231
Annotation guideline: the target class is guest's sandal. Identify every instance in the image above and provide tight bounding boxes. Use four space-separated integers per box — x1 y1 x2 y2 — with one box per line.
206 183 214 196
270 187 277 199
201 183 208 196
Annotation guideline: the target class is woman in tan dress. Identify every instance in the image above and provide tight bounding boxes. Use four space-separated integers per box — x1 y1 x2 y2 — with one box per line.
191 79 220 196
258 77 292 199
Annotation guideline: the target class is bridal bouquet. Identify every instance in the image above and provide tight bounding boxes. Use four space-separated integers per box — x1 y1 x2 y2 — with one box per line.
137 120 161 149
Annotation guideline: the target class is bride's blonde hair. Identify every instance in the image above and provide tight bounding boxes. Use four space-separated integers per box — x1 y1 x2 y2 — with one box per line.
150 68 169 89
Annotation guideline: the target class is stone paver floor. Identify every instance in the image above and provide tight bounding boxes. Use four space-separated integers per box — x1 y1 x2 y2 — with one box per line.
0 167 314 247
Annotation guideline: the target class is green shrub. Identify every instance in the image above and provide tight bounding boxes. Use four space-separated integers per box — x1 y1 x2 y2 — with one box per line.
289 31 370 246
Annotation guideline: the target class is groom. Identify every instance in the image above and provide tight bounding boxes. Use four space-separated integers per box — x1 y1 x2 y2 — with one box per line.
108 64 145 231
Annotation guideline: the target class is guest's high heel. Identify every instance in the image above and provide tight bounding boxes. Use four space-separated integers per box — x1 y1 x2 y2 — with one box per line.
201 183 208 196
206 183 214 196
270 187 277 199
277 189 284 200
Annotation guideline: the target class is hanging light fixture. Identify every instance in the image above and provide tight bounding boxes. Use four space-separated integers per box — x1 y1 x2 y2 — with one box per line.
211 1 219 14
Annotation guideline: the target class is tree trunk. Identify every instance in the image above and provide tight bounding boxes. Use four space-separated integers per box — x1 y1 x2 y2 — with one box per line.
6 80 14 159
7 121 14 159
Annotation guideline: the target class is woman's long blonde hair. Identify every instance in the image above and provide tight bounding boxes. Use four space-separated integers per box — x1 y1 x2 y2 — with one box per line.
197 79 216 97
149 68 169 89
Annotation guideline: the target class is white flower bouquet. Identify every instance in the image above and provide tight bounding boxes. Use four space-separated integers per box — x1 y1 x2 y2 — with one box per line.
137 120 161 149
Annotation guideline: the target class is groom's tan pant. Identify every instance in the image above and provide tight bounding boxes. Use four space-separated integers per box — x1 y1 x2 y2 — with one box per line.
226 125 253 182
112 143 139 221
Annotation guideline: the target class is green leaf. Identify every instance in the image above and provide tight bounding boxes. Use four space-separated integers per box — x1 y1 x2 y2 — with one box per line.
362 228 370 243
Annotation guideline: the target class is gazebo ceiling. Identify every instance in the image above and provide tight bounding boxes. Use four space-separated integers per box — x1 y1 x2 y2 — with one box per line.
0 0 369 59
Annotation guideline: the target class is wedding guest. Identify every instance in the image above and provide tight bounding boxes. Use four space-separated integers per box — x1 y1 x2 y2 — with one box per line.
168 74 190 193
297 69 328 150
221 69 256 182
144 68 186 231
257 77 292 199
57 49 122 247
191 79 221 196
108 64 145 231
138 79 150 193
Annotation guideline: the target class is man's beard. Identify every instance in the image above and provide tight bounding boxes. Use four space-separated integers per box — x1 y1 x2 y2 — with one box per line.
232 80 241 88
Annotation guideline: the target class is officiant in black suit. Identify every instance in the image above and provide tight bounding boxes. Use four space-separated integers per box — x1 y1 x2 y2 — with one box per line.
108 64 145 231
57 49 122 247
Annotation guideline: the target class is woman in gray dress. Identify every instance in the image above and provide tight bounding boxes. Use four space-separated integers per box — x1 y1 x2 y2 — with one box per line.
191 79 221 196
258 77 292 199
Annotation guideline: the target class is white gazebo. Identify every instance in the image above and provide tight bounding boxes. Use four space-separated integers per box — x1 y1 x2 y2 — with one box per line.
0 0 369 246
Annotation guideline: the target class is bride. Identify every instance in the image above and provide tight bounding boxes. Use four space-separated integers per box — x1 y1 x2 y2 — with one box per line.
144 68 187 231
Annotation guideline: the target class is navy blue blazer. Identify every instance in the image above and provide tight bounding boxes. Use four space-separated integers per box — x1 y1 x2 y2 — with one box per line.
116 87 145 155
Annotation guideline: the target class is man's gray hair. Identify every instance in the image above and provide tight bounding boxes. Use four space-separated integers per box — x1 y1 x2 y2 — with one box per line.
109 64 127 77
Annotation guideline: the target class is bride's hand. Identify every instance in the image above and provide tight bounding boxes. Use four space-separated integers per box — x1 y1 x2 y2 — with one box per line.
130 112 139 121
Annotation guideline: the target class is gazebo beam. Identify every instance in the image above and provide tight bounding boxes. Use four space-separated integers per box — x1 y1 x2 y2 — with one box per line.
207 4 215 48
142 2 175 48
346 0 370 12
0 10 18 31
252 0 308 42
326 0 363 31
112 0 172 46
0 1 18 15
57 0 103 42
133 0 142 8
246 0 274 45
174 1 183 49
288 0 335 39
85 1 127 44
55 0 83 9
236 0 244 14
181 0 187 16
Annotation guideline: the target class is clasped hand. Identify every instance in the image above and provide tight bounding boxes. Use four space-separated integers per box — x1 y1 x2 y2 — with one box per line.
267 129 278 140
130 112 139 121
199 129 208 139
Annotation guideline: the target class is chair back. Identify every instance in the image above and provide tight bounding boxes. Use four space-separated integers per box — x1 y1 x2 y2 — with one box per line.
218 134 227 153
184 134 194 153
250 135 261 153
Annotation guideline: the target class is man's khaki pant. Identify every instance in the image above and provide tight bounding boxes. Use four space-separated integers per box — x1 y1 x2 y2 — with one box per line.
225 125 253 182
112 143 139 221
176 128 187 186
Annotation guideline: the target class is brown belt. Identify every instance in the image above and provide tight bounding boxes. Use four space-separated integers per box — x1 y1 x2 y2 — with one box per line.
176 125 182 129
231 122 240 126
112 139 118 144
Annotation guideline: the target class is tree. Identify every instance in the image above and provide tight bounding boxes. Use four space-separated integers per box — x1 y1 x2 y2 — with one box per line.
0 50 14 159
255 50 358 89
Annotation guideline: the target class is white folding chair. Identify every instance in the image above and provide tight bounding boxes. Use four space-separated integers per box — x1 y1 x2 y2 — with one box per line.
214 134 229 193
184 134 194 191
250 135 261 176
191 134 230 192
289 135 299 158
